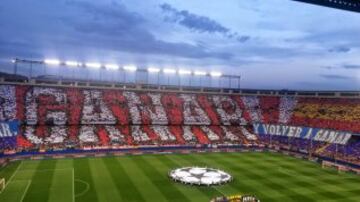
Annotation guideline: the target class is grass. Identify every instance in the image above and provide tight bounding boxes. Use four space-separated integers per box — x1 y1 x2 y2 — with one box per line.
0 152 359 202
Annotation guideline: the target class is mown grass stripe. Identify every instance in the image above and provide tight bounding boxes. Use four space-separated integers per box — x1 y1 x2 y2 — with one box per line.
182 154 264 194
0 180 31 202
103 157 146 202
132 155 192 202
118 156 168 202
0 152 359 202
181 153 292 201
74 158 99 202
48 160 74 202
239 153 360 199
88 158 122 202
22 159 57 202
142 154 211 202
196 153 298 201
206 152 354 201
0 161 21 182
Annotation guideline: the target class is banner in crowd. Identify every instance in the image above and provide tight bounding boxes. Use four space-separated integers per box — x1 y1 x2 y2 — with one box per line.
253 123 352 145
0 121 19 149
0 121 19 138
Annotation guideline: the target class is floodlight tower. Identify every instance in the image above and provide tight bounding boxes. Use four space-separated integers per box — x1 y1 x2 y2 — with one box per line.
148 67 160 85
11 57 241 90
163 68 176 85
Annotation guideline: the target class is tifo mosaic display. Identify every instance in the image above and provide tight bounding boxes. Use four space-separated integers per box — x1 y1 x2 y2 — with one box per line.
0 84 359 165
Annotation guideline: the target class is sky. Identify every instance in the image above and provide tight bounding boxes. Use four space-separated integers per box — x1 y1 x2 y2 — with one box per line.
0 0 360 90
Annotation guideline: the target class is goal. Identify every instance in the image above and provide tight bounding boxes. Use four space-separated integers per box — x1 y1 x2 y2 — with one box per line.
322 161 349 173
0 178 5 192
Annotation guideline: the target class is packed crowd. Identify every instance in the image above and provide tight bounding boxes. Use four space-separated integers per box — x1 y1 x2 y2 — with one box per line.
15 125 253 149
290 97 360 132
3 85 360 129
0 85 359 165
0 85 16 120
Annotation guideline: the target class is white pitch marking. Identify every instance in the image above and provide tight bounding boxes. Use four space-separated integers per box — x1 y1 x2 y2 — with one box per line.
213 185 227 197
15 167 73 173
72 168 75 202
6 161 23 186
20 180 31 202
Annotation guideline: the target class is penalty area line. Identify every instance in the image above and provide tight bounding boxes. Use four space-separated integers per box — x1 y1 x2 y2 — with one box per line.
20 180 31 202
6 161 23 186
74 179 90 198
15 167 73 173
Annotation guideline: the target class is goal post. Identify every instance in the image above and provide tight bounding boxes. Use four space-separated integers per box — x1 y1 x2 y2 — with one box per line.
0 178 5 192
322 161 350 174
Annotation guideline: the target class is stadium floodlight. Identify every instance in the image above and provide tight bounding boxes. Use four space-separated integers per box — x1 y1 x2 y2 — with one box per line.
123 65 137 72
178 69 192 75
105 64 119 70
44 59 61 65
65 61 79 67
194 71 207 76
11 59 16 63
148 67 160 73
210 71 222 77
163 68 176 74
86 62 102 69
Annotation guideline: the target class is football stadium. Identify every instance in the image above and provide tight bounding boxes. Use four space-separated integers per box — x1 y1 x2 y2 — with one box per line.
0 1 360 202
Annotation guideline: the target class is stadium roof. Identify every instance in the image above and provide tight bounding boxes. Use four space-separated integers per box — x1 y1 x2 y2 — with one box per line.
293 0 360 13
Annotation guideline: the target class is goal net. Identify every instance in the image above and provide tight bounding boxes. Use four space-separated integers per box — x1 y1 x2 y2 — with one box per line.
322 161 349 173
0 178 5 192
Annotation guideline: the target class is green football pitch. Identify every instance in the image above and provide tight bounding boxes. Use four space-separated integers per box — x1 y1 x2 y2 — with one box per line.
0 152 359 202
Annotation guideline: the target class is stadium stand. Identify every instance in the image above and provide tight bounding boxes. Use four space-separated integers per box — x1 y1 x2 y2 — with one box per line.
0 84 359 166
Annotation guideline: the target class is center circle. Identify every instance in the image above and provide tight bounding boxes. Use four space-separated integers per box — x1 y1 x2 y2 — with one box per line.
169 167 232 186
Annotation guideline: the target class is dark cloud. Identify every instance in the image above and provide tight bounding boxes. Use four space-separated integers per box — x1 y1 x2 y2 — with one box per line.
320 64 360 70
0 39 43 59
319 74 353 80
342 64 360 69
237 36 251 43
328 46 351 53
160 3 228 33
160 3 250 43
0 1 234 61
321 66 335 70
65 1 144 26
299 29 360 51
59 1 234 60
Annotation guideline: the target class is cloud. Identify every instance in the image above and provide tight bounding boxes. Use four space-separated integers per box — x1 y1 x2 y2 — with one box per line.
0 39 43 59
237 36 251 43
319 74 353 80
328 46 351 53
65 1 144 26
159 3 250 43
160 3 228 33
320 64 360 70
321 66 335 70
301 28 360 52
342 64 360 69
60 1 233 60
